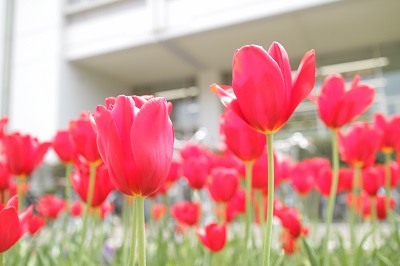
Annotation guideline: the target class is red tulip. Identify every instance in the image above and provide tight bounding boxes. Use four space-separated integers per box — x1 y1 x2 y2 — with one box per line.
52 129 78 164
373 113 400 153
220 108 266 162
94 95 174 197
291 158 329 195
0 196 33 253
28 215 46 235
151 203 167 221
276 208 302 239
182 155 210 190
149 160 183 197
3 132 51 177
0 162 11 192
376 161 400 188
180 142 209 160
362 167 382 196
171 201 200 226
69 112 101 164
99 202 114 219
338 122 381 167
317 74 375 129
196 222 226 252
362 195 395 220
226 188 246 214
212 42 315 134
208 167 239 203
69 201 83 217
338 167 354 192
0 116 8 139
252 151 278 190
36 195 65 220
276 156 293 183
280 231 297 255
71 159 115 207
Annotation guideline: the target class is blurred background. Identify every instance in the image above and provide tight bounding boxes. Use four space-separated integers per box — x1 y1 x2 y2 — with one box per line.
0 0 400 150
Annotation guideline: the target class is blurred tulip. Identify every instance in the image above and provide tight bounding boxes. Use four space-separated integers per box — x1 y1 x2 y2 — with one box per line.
0 196 33 253
52 129 78 164
151 203 167 221
196 223 226 252
94 95 174 197
99 202 114 219
339 122 381 167
220 108 266 162
292 158 329 195
171 201 200 226
373 113 400 153
71 160 114 207
69 112 101 164
28 215 46 235
376 161 400 188
36 195 65 220
362 167 382 196
252 151 278 190
212 42 316 134
317 74 375 129
208 167 239 203
3 132 51 177
0 163 11 193
280 231 297 255
69 201 83 217
182 155 210 190
226 188 246 214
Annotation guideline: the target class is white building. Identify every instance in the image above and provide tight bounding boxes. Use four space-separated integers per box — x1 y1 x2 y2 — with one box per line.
1 0 400 146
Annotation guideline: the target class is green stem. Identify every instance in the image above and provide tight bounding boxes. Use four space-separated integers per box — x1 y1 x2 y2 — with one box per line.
322 129 339 266
262 133 274 266
0 252 3 266
244 161 253 251
384 152 392 220
64 163 72 209
17 176 25 212
129 197 138 266
137 197 146 266
350 165 361 253
257 190 265 252
79 163 97 255
370 196 378 248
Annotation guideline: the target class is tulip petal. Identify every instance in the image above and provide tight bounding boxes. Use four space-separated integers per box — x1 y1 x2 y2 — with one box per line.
131 98 174 197
95 105 132 196
318 74 346 128
268 42 293 95
290 50 316 115
232 45 285 133
0 207 21 253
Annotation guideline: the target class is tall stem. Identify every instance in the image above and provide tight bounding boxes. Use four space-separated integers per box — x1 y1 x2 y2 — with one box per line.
244 161 253 251
257 190 265 245
137 197 146 266
384 152 392 219
370 196 378 248
322 129 339 266
80 163 97 254
64 163 73 209
0 252 3 266
129 197 138 266
350 165 361 252
262 133 274 266
17 176 25 212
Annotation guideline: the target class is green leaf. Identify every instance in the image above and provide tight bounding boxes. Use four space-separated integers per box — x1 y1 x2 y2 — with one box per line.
376 251 395 266
301 237 318 266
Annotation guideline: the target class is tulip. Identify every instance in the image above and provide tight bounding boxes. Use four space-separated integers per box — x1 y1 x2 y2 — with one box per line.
196 222 226 252
71 160 114 207
182 155 210 190
69 112 101 164
280 231 297 255
28 215 46 236
36 194 65 220
208 167 239 203
212 42 316 265
376 161 400 189
362 167 382 197
180 142 208 160
3 132 51 211
99 202 114 219
292 158 329 195
317 74 375 129
0 196 33 254
0 163 11 203
69 201 83 217
212 42 315 134
339 122 381 168
171 201 200 226
151 203 167 221
94 95 174 266
373 113 400 153
94 95 174 197
226 188 246 215
220 108 266 162
52 129 78 164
